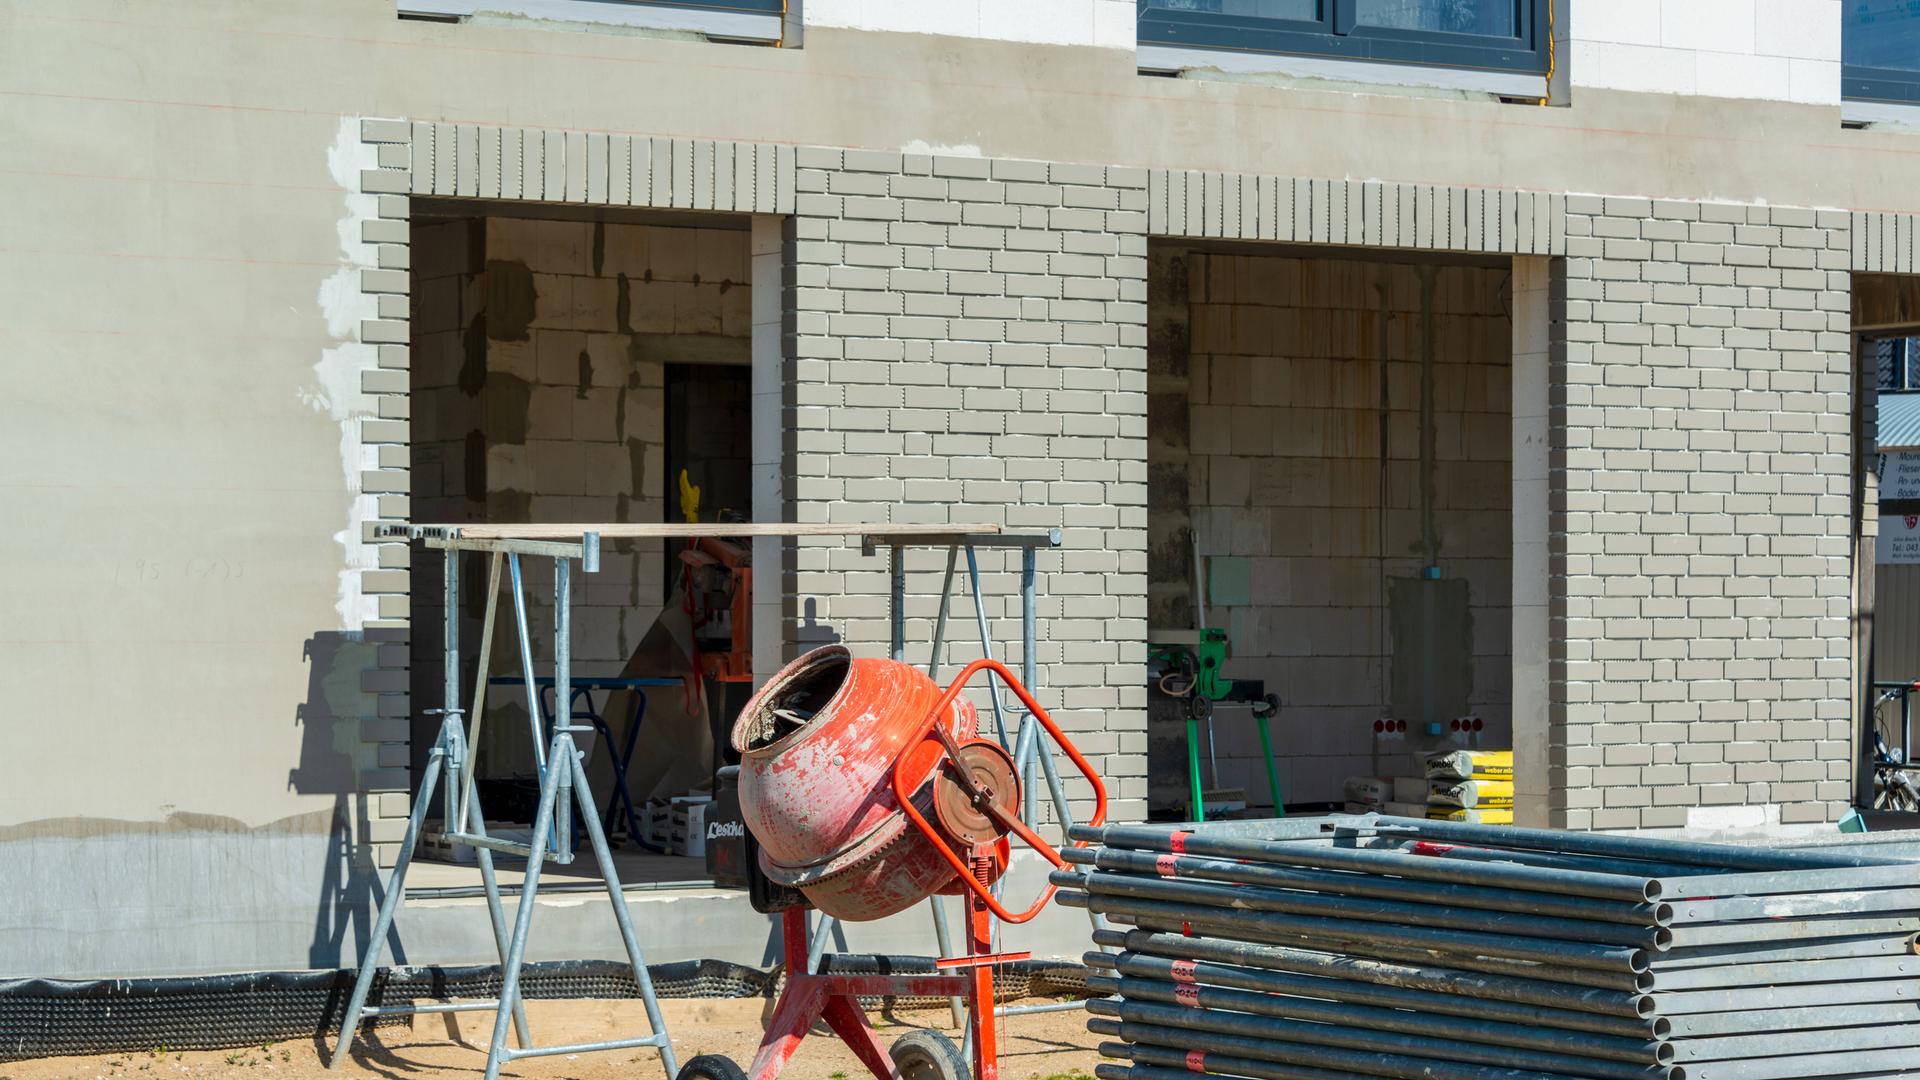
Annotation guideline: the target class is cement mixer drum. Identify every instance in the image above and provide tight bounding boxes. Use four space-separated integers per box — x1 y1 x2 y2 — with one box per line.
732 645 987 921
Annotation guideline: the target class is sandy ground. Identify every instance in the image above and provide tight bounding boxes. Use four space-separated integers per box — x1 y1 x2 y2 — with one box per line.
2 997 1104 1080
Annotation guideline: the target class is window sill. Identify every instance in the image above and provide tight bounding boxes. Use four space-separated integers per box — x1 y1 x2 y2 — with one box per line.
1844 99 1920 131
1139 44 1544 100
399 1 781 43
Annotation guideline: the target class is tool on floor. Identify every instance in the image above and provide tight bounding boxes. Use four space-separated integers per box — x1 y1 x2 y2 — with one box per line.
1150 533 1282 821
331 526 678 1080
674 646 1107 1080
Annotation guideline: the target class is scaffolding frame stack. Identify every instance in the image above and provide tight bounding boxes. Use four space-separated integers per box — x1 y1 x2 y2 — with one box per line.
1060 814 1920 1080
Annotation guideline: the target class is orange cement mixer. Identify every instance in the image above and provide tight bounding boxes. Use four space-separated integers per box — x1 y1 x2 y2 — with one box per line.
682 645 1106 1080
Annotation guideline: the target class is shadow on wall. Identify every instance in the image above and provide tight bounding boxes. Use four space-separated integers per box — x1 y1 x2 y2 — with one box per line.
291 630 401 970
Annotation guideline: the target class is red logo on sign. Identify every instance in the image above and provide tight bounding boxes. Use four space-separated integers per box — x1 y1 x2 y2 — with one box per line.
1907 516 1917 530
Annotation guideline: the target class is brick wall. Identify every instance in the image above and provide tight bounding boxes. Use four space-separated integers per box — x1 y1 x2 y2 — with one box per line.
1552 197 1854 828
361 122 1874 838
1159 247 1513 807
784 149 1153 824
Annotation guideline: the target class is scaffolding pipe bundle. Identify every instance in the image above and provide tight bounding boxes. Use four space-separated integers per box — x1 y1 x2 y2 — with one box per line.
1066 814 1920 1080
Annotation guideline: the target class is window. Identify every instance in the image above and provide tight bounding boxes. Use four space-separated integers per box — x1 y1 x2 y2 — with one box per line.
1845 1 1920 104
1138 0 1551 75
400 0 784 42
1877 338 1920 393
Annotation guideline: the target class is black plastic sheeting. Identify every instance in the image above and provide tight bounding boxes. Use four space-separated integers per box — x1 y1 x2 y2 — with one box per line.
0 958 1093 1063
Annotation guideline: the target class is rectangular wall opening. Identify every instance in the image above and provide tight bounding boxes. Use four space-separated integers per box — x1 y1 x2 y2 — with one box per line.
1855 273 1920 820
407 200 753 885
1146 242 1517 820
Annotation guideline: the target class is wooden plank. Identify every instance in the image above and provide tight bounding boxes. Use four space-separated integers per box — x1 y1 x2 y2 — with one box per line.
397 522 1015 540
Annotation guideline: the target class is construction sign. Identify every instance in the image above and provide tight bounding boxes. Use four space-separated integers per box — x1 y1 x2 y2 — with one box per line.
1882 451 1920 500
1880 513 1920 564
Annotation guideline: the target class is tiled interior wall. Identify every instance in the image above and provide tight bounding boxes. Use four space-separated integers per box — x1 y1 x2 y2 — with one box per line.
409 214 747 778
1152 248 1513 808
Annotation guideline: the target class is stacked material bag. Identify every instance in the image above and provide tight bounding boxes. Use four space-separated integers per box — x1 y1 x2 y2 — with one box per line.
1340 776 1389 815
1427 749 1514 824
1057 813 1920 1080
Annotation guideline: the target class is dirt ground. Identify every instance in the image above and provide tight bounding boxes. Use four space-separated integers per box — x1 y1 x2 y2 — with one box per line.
1 997 1105 1080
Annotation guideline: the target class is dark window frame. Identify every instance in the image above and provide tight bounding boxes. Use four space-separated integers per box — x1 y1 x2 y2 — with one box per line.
1845 65 1920 106
1137 0 1551 76
625 0 783 13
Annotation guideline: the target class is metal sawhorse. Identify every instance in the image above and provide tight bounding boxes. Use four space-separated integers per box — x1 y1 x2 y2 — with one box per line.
330 527 678 1080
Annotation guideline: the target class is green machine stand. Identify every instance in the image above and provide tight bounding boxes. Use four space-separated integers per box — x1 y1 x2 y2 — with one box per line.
1154 629 1283 822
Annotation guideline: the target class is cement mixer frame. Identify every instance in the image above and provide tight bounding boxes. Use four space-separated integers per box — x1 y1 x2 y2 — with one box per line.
696 654 1108 1080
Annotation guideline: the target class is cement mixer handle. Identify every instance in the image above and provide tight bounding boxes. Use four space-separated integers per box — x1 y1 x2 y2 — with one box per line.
890 657 1108 925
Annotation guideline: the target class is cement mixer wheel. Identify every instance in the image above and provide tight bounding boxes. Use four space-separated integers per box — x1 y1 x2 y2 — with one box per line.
676 1054 749 1080
889 1028 969 1080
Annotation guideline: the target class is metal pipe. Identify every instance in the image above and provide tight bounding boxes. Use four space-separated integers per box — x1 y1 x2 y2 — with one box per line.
807 912 836 974
553 556 573 865
1096 928 1653 1019
1367 835 1708 880
926 897 966 1028
1108 911 1654 994
361 1000 501 1017
443 546 462 831
507 555 547 771
458 551 505 829
1089 973 1668 1065
1653 933 1913 970
1053 890 1651 977
1087 1000 1672 1080
1020 543 1038 817
1071 824 1657 903
481 730 566 1080
1666 999 1920 1038
567 747 680 1079
1368 814 1902 871
1654 975 1920 1016
1064 846 1668 927
1094 1054 1356 1080
889 542 906 663
963 544 1012 752
463 770 533 1048
928 544 957 681
500 1034 671 1062
996 998 1098 1018
1054 869 1666 952
1668 1022 1920 1064
1103 1032 1626 1080
1654 861 1920 900
1092 946 1661 1037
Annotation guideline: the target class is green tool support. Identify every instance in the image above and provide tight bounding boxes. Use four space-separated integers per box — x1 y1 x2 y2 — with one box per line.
1154 635 1283 822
